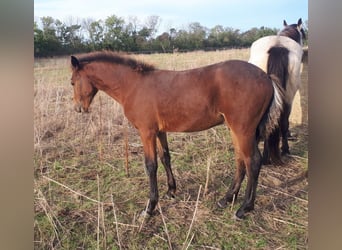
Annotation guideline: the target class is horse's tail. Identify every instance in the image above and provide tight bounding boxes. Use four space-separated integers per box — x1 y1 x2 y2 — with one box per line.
257 75 284 140
267 46 289 90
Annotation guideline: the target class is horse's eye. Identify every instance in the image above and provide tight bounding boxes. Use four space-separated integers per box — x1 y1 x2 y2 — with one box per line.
71 82 75 86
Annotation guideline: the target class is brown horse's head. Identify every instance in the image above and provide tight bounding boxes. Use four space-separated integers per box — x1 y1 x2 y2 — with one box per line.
70 56 98 113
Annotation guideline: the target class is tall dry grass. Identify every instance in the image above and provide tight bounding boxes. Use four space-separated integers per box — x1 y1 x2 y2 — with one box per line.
34 49 308 249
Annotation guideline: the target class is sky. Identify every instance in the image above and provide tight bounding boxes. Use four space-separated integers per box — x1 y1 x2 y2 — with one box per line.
34 0 308 33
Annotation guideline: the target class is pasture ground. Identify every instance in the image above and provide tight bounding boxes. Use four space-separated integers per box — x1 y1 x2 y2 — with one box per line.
34 49 308 249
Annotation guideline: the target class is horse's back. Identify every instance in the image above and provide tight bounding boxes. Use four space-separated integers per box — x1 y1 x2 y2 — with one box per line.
250 35 302 55
249 35 303 72
249 35 303 102
218 60 273 90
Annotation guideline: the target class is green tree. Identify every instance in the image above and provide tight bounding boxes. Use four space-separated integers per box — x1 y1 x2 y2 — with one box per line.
173 29 190 50
82 18 104 50
122 16 140 51
34 14 298 56
34 21 44 57
38 16 62 56
207 25 225 47
156 32 171 52
241 27 277 46
188 22 207 49
103 15 125 50
144 15 160 39
86 20 104 50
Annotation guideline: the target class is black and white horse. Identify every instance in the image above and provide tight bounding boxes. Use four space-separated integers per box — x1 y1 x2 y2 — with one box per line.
249 18 306 164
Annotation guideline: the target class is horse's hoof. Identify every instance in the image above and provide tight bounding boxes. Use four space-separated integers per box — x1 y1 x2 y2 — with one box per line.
139 210 150 218
217 199 227 209
232 213 244 221
288 134 297 141
165 191 176 200
272 159 284 166
234 210 246 220
281 150 290 156
262 159 271 165
138 209 153 224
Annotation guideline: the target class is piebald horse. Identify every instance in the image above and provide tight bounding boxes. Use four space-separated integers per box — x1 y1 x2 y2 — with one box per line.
249 18 305 164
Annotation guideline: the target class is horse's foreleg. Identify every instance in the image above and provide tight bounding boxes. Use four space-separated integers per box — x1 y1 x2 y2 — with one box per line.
157 132 176 198
236 141 262 219
140 130 159 216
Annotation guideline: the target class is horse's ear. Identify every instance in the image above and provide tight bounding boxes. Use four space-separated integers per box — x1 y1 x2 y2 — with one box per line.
71 56 80 69
297 18 303 27
283 20 288 26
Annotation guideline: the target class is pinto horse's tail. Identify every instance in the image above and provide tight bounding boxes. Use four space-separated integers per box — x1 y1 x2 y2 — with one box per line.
266 75 284 137
257 75 284 140
267 46 289 90
257 75 285 165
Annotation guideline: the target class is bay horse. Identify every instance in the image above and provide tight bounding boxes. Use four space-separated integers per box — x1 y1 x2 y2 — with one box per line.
248 18 305 164
70 51 284 219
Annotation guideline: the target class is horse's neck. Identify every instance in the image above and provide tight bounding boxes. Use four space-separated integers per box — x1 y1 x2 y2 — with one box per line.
279 29 302 46
91 63 138 105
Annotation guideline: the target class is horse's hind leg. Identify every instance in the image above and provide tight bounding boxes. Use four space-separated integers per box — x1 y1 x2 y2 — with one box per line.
217 158 245 208
235 138 262 219
263 127 283 165
218 131 246 208
280 103 291 155
157 132 176 198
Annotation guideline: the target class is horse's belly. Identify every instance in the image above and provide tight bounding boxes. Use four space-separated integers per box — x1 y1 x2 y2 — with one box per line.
159 113 224 132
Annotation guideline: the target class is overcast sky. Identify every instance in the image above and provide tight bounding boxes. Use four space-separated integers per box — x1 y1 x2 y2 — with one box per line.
34 0 308 32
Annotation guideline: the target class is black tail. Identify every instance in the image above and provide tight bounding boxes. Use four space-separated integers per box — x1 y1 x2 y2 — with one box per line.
267 47 289 89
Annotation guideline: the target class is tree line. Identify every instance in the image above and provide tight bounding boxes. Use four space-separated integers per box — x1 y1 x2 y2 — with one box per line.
34 14 284 57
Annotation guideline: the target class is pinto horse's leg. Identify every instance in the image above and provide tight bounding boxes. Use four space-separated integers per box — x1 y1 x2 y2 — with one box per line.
139 130 159 216
157 132 176 198
263 127 283 165
280 103 291 155
218 131 246 208
235 138 262 219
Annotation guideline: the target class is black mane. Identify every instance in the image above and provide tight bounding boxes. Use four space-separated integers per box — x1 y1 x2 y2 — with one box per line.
77 51 156 73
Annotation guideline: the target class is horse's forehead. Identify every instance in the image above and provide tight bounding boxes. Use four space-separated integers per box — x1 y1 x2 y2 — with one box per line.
70 72 77 82
71 69 83 79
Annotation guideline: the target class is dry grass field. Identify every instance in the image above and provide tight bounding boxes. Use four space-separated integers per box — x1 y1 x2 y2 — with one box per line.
34 49 308 249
